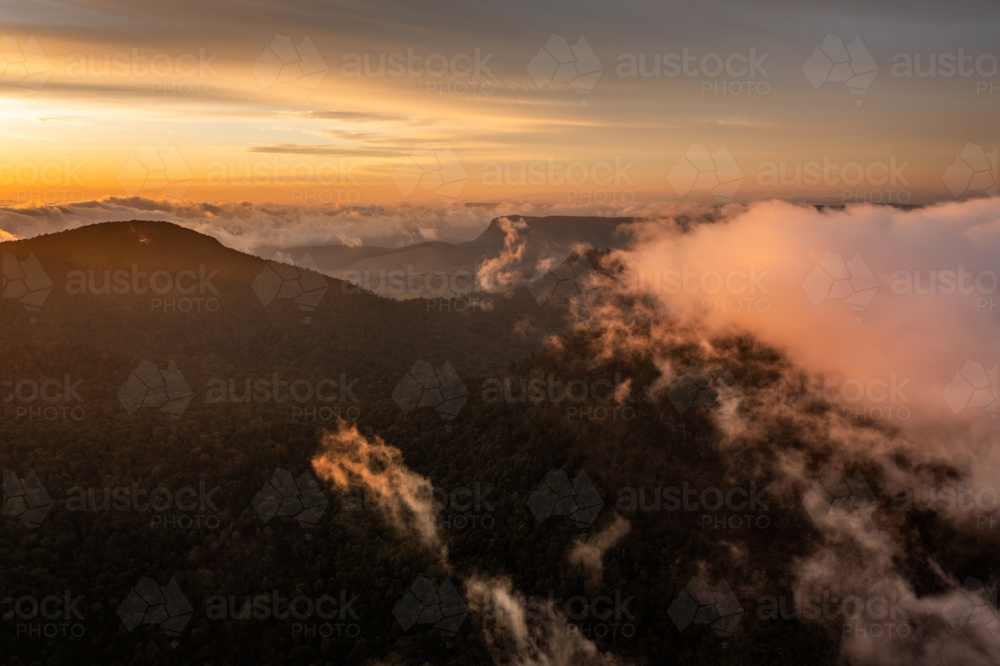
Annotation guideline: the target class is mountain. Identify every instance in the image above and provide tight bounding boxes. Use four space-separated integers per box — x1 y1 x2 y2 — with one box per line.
254 215 632 299
1 221 572 388
1 221 991 666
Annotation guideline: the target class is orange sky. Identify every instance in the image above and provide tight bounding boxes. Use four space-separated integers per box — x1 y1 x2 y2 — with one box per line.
0 1 996 209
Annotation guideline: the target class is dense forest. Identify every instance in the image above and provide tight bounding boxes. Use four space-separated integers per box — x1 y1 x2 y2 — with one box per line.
1 221 994 665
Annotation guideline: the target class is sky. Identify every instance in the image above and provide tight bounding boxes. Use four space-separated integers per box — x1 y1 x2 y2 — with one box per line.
0 0 997 236
1 8 999 660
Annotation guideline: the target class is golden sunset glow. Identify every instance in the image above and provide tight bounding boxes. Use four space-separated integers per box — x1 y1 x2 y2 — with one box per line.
2 4 1000 666
1 1 996 219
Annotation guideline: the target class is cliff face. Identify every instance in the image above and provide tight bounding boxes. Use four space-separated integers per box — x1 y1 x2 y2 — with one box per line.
253 215 633 288
463 215 632 255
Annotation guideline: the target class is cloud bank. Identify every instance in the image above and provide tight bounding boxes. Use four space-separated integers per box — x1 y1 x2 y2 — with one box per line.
583 197 999 664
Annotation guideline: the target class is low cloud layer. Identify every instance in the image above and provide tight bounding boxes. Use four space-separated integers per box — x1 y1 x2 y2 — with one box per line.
585 197 1000 664
0 197 688 254
610 198 999 423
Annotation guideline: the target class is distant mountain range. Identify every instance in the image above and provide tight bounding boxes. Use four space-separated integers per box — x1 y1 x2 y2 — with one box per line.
254 215 632 298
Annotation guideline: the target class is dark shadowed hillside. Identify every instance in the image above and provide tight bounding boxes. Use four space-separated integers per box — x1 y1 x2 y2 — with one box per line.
1 221 995 666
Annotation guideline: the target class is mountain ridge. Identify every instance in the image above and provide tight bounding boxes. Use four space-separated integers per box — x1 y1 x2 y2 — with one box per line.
251 215 633 296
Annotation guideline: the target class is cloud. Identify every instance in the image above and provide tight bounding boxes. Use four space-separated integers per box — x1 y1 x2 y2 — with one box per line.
316 130 399 143
283 110 433 126
0 196 693 255
247 143 409 157
567 515 631 585
0 197 495 250
476 216 527 292
466 576 628 666
310 422 629 664
581 197 1000 664
311 422 447 562
609 198 999 426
